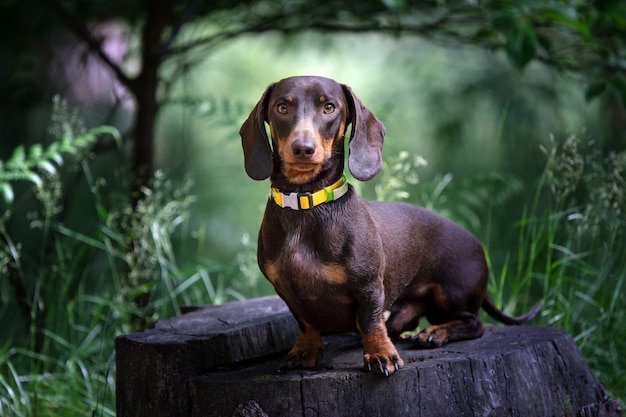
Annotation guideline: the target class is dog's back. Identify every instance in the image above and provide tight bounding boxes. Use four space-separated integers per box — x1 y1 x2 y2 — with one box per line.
366 200 488 316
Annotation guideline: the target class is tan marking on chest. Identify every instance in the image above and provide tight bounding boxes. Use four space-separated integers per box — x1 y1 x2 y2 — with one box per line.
263 260 348 286
318 262 348 285
264 260 280 284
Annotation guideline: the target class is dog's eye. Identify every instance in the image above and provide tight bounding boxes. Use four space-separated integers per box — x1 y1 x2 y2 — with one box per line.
277 104 288 114
323 103 335 114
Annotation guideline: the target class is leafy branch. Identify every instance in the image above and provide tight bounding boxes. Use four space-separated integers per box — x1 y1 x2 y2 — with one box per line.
44 0 134 89
0 99 121 205
165 1 625 103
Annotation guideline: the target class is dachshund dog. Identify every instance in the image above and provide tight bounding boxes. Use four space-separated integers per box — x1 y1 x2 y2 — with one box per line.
240 75 540 376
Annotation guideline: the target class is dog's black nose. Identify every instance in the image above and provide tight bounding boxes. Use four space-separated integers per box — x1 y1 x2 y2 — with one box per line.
291 139 315 158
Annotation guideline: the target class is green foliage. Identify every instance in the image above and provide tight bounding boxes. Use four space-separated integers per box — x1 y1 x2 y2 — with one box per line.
6 0 624 111
0 101 250 416
483 0 626 103
104 171 201 330
373 150 525 235
486 134 626 400
0 318 116 417
0 99 122 417
0 97 120 206
373 151 426 201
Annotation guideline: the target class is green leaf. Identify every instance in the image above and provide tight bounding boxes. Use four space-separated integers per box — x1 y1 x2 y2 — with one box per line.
492 9 539 70
45 143 64 165
7 145 25 168
0 171 35 182
536 33 552 52
28 144 43 161
26 172 42 187
381 0 405 11
538 10 591 38
0 182 14 203
585 82 607 101
607 82 626 107
56 225 109 251
39 160 57 175
491 11 517 32
50 152 63 166
506 20 537 69
89 125 122 147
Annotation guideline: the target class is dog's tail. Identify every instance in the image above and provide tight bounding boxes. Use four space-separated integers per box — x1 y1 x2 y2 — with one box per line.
482 298 541 325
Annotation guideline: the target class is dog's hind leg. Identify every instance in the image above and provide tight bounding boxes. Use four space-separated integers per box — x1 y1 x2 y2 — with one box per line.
412 312 484 348
385 300 425 339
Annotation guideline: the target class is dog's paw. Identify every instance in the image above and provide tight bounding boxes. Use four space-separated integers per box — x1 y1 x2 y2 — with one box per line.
285 342 324 369
413 327 448 348
361 321 404 376
363 352 404 377
283 323 324 370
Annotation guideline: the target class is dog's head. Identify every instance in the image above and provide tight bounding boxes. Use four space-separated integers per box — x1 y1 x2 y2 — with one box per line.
240 76 386 185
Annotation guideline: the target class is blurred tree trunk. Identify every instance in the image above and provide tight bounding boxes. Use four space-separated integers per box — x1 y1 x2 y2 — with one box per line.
129 0 175 204
124 0 176 327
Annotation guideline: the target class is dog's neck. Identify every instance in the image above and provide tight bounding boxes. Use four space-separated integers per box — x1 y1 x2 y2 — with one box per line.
269 174 348 210
269 155 348 210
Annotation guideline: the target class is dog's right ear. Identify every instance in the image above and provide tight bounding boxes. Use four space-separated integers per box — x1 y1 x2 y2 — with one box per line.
240 83 274 180
342 84 386 182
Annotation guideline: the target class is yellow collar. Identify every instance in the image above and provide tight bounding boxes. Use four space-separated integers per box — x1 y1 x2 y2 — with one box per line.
270 175 348 210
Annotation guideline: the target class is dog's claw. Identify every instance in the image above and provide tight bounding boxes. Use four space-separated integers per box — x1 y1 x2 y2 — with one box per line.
364 350 404 376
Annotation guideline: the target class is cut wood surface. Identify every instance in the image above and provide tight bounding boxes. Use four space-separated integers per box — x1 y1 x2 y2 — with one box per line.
115 296 623 417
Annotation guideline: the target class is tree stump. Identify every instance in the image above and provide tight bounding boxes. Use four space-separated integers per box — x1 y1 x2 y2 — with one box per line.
115 295 622 417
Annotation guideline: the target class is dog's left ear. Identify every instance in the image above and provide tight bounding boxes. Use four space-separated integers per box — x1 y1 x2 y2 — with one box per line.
240 83 275 180
342 84 386 181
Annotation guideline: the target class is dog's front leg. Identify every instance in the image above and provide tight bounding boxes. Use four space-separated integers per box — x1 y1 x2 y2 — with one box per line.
357 293 404 376
286 321 324 369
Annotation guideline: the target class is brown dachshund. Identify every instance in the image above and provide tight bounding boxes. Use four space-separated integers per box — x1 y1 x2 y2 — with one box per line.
240 75 540 376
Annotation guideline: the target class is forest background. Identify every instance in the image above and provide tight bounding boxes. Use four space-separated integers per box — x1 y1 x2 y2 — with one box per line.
0 1 625 415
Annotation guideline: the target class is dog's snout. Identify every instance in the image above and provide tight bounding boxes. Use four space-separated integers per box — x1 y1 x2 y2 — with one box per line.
291 138 316 158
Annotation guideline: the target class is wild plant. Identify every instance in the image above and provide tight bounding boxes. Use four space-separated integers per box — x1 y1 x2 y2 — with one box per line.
0 97 241 416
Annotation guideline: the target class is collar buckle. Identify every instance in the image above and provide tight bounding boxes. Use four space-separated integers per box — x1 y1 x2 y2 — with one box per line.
280 192 300 210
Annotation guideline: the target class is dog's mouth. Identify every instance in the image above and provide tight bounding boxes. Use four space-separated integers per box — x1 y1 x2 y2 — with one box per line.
287 162 319 172
283 162 321 184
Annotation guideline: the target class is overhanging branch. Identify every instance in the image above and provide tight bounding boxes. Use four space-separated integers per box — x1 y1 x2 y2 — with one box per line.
163 8 489 59
45 0 134 89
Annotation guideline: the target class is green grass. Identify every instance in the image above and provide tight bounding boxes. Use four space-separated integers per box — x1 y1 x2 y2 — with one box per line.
483 135 626 402
0 323 116 417
0 104 259 416
0 253 252 417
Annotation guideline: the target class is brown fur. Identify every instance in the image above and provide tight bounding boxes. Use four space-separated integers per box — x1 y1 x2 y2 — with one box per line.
240 76 540 376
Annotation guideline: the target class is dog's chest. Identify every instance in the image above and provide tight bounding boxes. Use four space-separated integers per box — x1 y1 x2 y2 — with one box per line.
280 226 348 288
275 250 357 330
262 223 354 317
